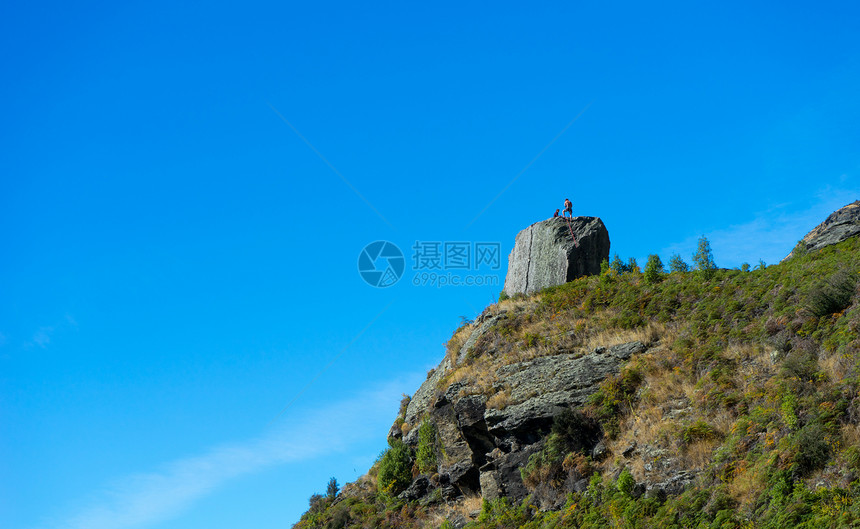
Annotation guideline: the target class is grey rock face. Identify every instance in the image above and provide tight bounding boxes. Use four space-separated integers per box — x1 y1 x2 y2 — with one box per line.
479 470 503 501
457 313 506 364
784 200 860 260
504 216 610 296
391 338 647 505
398 476 431 501
485 342 646 440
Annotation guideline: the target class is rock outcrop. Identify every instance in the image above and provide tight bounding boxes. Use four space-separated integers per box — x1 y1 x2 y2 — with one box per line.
784 200 860 260
392 307 647 505
503 216 610 296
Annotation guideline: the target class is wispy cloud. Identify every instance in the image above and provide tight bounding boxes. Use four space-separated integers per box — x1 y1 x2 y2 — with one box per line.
44 375 422 529
22 314 78 349
661 185 858 267
31 327 54 348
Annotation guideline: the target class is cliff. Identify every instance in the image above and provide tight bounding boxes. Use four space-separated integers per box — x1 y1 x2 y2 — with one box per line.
294 204 860 529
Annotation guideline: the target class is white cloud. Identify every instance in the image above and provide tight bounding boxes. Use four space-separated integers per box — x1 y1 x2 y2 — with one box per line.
32 327 54 348
662 186 859 268
65 314 79 329
44 375 422 529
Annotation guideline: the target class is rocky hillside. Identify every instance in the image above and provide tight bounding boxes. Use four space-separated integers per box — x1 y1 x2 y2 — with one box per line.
294 202 860 529
784 201 860 261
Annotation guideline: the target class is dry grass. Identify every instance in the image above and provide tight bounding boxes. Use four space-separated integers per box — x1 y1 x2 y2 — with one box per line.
681 439 721 470
445 322 477 363
486 386 511 410
495 296 542 313
447 361 497 396
820 351 853 383
841 423 860 447
728 458 767 507
425 494 483 528
582 321 667 351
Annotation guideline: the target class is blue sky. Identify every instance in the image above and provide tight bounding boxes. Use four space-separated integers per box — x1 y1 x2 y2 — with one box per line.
2 1 859 528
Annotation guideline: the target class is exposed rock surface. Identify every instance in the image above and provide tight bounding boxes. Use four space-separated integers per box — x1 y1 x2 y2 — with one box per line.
485 342 644 439
784 200 860 260
396 339 647 505
504 216 610 296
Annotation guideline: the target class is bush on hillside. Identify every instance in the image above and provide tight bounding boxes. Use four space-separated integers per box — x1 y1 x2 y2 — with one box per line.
377 439 412 496
416 420 438 474
644 254 665 284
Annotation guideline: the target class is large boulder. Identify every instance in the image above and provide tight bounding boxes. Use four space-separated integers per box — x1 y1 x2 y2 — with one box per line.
784 200 860 260
504 216 610 296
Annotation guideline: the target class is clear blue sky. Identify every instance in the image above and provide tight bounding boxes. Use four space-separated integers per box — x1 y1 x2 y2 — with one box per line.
2 1 859 528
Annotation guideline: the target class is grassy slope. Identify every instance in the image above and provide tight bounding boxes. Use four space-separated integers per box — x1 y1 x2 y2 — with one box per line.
295 237 860 529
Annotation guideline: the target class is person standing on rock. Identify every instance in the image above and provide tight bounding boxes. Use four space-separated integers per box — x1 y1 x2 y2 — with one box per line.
563 198 573 218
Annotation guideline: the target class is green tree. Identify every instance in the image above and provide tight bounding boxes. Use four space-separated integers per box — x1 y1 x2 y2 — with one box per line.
326 477 339 499
416 420 438 474
692 235 716 280
609 254 627 274
643 254 664 284
377 439 412 496
627 257 640 274
668 253 689 273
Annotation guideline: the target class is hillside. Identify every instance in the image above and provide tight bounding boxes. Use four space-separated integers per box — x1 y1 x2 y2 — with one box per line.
294 214 860 528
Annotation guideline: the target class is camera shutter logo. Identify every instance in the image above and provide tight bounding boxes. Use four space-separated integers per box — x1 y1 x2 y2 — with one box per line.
358 241 405 287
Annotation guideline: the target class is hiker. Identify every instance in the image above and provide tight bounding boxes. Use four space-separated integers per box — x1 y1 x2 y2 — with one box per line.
563 198 573 218
553 209 560 218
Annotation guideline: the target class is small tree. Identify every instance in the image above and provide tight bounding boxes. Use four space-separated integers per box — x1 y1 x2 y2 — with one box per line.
643 254 664 284
308 493 325 514
377 439 412 496
326 477 339 499
668 253 689 273
692 236 716 280
609 254 626 275
627 257 640 274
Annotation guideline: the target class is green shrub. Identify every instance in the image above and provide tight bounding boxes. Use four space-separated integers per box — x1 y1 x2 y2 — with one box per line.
326 502 350 529
550 408 600 453
377 439 413 496
416 421 437 474
617 468 635 497
643 254 665 284
308 493 326 514
806 270 857 317
793 423 830 476
682 420 721 445
669 253 689 273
